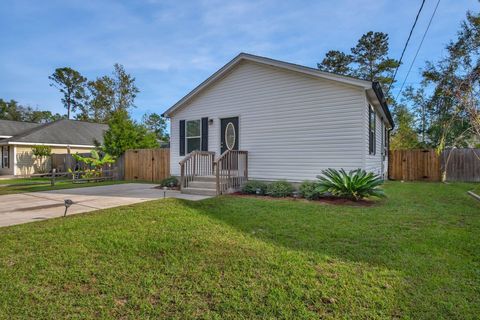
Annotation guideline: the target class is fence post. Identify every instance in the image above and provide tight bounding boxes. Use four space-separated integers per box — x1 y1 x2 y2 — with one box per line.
51 168 56 186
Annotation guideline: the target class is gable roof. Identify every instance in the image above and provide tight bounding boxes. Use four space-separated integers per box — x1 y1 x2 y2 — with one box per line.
0 119 108 147
162 53 394 128
0 119 42 137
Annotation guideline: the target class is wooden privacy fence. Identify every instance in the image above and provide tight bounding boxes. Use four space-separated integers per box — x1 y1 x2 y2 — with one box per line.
124 148 170 182
443 148 480 182
389 148 480 182
389 149 441 181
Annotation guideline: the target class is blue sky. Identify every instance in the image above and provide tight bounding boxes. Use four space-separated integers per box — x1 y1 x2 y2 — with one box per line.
0 0 477 120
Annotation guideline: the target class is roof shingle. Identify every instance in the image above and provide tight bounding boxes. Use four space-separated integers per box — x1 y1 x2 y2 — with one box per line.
0 119 42 136
1 119 108 146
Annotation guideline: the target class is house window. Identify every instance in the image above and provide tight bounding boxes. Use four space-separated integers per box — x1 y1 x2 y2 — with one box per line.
186 119 201 153
369 105 376 155
380 119 385 160
1 146 9 168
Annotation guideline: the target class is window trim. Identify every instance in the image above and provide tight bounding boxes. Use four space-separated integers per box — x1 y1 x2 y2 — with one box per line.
185 119 202 154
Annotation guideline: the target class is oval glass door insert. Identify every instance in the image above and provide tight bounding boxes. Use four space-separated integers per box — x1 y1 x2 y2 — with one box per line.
225 122 236 150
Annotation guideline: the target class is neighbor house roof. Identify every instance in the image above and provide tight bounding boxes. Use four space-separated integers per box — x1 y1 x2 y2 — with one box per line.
0 119 108 147
162 52 394 128
0 119 42 138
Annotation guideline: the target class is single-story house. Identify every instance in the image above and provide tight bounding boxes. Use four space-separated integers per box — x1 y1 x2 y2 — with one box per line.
0 119 108 176
163 53 394 195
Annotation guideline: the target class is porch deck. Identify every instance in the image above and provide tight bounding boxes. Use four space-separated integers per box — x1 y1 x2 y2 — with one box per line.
179 150 248 196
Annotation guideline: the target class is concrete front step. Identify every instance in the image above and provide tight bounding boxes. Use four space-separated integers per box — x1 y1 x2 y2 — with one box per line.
181 187 217 196
188 180 216 189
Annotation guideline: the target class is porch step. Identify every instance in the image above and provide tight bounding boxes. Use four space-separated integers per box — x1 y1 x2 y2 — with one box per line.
193 175 216 182
181 187 217 196
188 180 216 189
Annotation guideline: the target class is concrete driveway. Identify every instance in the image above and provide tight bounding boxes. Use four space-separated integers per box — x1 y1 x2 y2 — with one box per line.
0 183 210 227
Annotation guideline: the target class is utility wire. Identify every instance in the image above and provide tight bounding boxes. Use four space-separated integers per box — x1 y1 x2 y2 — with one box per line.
395 0 441 100
387 0 426 94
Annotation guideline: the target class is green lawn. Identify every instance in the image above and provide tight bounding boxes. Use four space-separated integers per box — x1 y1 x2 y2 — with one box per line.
0 182 479 319
0 177 126 195
471 184 480 196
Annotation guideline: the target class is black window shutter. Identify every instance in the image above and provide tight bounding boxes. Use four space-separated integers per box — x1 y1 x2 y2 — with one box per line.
201 117 208 151
179 120 185 156
373 111 376 155
368 106 373 155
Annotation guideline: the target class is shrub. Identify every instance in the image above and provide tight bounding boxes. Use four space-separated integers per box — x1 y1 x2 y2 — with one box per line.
299 181 320 200
160 176 179 188
242 180 268 195
316 168 385 201
31 145 52 173
266 180 294 198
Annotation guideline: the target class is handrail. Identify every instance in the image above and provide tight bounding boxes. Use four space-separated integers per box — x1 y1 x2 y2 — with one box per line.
215 150 248 195
179 151 215 189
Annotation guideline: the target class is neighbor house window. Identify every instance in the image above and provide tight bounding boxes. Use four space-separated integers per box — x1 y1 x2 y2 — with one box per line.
369 105 376 155
186 119 201 153
1 146 9 168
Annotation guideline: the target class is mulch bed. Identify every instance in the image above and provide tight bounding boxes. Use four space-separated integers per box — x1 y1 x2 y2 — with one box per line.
229 192 375 207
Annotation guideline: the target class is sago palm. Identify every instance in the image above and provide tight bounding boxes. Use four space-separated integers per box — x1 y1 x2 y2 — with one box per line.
316 168 385 201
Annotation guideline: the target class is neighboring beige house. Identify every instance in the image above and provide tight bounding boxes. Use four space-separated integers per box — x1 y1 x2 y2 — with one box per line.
163 53 394 195
0 119 108 176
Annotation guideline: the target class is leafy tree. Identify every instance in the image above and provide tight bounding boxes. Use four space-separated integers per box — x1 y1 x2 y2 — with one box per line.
49 67 87 119
402 86 430 145
28 110 64 123
75 64 138 122
402 9 479 153
102 110 158 157
318 31 400 94
142 112 169 141
77 76 115 122
0 99 6 118
0 99 23 121
390 105 420 150
112 63 139 112
0 98 63 123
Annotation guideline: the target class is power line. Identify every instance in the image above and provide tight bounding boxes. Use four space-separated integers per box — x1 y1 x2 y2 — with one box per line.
395 0 441 100
387 0 426 94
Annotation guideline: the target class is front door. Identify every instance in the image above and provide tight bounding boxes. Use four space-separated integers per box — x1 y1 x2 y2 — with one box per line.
220 117 239 154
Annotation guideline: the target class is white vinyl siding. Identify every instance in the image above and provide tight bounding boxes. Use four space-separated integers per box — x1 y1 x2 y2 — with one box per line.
170 60 367 182
365 102 388 177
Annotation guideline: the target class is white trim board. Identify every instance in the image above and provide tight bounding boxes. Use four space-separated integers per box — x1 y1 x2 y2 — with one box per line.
0 142 95 148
